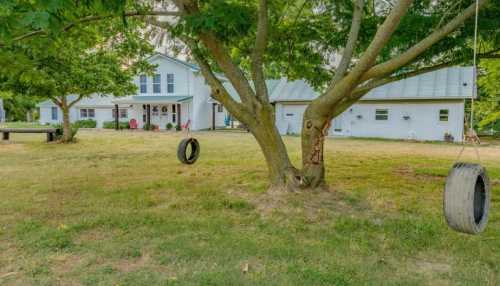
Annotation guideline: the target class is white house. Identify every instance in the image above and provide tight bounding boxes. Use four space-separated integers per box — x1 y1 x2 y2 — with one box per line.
0 99 4 122
38 53 473 142
38 53 227 130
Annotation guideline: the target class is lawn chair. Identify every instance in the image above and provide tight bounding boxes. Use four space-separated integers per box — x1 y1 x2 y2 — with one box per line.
181 120 191 131
129 118 138 129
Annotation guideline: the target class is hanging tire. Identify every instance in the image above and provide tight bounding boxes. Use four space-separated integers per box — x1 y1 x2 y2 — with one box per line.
177 138 200 164
443 162 490 235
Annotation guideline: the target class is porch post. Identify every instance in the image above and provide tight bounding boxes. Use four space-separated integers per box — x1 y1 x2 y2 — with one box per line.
177 104 181 127
114 104 119 130
146 104 151 128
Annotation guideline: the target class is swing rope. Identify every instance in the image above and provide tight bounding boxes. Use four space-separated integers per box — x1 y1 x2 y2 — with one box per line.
456 0 481 164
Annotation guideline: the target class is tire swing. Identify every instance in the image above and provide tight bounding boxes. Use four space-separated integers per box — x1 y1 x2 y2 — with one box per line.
443 0 490 235
177 137 200 164
444 162 490 234
176 120 200 165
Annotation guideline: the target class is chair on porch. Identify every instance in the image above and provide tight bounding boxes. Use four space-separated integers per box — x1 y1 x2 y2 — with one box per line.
129 119 138 129
181 120 191 130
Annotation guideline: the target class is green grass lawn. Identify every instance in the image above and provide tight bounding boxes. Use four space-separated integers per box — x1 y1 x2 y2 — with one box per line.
0 130 499 285
0 122 48 128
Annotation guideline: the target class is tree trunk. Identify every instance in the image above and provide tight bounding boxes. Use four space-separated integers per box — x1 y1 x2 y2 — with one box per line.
300 107 330 189
59 98 72 143
61 107 72 142
246 105 301 191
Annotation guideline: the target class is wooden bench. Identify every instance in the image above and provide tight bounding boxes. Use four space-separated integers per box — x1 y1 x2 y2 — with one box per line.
0 128 60 142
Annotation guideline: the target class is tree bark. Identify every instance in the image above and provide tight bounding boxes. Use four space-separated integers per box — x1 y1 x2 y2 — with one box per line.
54 96 73 143
245 104 302 191
61 105 72 143
300 109 330 189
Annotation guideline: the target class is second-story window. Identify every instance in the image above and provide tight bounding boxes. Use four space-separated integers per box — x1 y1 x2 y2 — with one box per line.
140 75 147 93
167 73 174 93
153 74 161 93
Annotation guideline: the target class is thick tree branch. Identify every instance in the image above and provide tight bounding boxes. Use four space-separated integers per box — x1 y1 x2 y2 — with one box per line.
68 95 85 108
173 0 257 107
312 0 413 117
352 60 457 98
0 10 180 48
146 16 253 123
360 0 488 82
251 0 270 103
331 61 459 120
330 0 364 86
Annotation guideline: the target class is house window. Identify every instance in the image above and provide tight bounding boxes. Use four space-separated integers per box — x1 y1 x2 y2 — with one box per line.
153 74 161 93
140 75 147 93
80 108 95 119
167 73 174 93
161 106 168 116
172 104 176 123
217 104 223 113
375 109 389 120
439 109 449 121
112 109 128 119
51 107 58 120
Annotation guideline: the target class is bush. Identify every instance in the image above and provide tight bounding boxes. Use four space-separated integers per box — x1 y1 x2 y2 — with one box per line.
175 124 181 131
103 121 129 130
52 123 79 141
166 123 173 130
74 119 97 128
143 123 151 131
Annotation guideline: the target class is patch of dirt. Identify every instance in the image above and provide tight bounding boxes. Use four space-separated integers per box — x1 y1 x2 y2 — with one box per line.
74 228 116 245
410 258 452 286
231 187 371 223
393 165 444 182
113 251 173 275
50 253 85 275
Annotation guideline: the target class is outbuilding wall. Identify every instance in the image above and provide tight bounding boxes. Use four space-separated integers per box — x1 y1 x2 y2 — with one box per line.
275 100 465 142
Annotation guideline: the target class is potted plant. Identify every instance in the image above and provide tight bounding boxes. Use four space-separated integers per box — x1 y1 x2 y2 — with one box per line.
166 123 173 130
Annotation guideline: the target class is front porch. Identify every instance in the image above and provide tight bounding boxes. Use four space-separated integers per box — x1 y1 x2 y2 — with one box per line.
112 96 192 130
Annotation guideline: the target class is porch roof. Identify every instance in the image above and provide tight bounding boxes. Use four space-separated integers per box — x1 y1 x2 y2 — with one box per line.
112 95 193 105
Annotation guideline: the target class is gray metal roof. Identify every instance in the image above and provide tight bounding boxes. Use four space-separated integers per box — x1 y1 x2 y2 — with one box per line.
362 66 474 100
222 66 474 103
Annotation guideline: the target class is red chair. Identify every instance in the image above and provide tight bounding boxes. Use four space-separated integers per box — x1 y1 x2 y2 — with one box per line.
181 120 191 130
129 118 138 129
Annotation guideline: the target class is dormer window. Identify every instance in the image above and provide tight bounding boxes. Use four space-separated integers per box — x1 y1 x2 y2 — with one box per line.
140 75 147 93
153 74 161 93
167 73 174 93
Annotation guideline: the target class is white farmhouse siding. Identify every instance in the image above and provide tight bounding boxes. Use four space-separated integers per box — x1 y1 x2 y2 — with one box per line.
225 67 474 142
336 101 465 141
38 53 224 130
0 99 5 122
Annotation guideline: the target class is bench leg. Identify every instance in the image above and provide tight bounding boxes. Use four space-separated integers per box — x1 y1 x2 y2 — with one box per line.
47 132 54 142
2 132 9 141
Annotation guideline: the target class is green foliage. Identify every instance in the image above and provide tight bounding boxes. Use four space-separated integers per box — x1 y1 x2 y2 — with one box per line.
52 123 79 141
175 124 181 131
143 123 152 131
74 119 97 128
166 122 173 130
103 121 129 129
477 59 500 132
